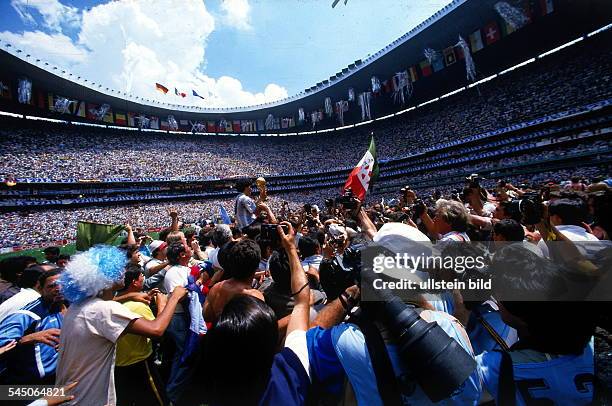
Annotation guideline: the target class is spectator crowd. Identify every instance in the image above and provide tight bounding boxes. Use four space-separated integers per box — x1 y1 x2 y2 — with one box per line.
0 32 610 182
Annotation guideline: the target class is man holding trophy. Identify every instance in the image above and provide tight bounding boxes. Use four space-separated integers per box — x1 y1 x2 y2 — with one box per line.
234 177 272 232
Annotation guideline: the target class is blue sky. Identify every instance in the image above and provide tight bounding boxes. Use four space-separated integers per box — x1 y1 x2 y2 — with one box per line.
0 0 452 107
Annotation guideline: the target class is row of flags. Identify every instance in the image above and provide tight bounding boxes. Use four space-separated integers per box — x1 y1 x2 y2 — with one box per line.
376 0 551 87
155 83 205 100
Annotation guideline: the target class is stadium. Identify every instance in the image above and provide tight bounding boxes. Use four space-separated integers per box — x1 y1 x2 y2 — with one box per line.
0 0 611 404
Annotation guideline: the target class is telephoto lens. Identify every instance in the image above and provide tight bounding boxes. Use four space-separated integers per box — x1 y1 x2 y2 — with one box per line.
362 268 477 403
382 297 476 402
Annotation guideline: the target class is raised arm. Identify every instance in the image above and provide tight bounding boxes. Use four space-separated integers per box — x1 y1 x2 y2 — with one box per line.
126 286 187 338
278 222 310 334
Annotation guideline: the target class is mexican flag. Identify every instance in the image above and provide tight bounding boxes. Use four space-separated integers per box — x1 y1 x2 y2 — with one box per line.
343 136 379 201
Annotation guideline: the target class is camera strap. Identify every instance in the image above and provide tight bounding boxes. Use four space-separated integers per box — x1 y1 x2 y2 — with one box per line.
348 315 403 406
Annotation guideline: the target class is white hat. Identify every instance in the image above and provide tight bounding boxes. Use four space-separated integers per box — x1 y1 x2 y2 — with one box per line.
148 240 167 253
373 222 431 256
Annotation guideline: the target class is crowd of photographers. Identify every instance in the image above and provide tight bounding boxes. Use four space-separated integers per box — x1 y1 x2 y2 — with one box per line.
0 173 610 405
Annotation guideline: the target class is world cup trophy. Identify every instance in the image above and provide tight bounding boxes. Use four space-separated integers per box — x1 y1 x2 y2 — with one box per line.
256 177 268 202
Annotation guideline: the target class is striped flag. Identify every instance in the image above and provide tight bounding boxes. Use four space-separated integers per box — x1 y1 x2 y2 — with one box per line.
155 83 169 94
343 136 378 201
408 66 418 82
192 89 205 99
419 60 432 77
469 29 484 52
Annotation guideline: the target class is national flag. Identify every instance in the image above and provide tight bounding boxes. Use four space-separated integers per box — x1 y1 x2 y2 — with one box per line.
501 20 516 36
257 119 264 131
469 29 484 52
76 221 124 251
207 121 217 132
48 93 55 111
483 22 501 45
343 136 379 201
219 205 231 224
419 60 432 77
155 83 169 94
192 89 205 99
175 88 186 98
540 0 553 15
443 46 457 66
86 103 98 120
36 91 46 109
432 56 445 72
408 66 418 82
128 112 137 127
161 120 169 130
103 107 114 124
232 120 241 132
115 112 127 125
226 120 233 132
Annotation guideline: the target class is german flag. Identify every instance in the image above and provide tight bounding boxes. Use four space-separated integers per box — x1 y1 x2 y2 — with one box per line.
115 112 127 125
155 83 169 94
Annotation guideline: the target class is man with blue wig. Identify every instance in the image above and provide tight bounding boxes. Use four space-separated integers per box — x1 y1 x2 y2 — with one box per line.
55 245 187 406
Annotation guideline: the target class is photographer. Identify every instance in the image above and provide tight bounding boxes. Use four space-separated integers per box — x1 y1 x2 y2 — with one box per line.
306 222 482 405
476 244 596 405
419 199 470 242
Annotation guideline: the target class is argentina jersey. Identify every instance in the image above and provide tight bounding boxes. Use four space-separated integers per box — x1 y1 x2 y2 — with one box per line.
467 302 518 355
476 339 595 405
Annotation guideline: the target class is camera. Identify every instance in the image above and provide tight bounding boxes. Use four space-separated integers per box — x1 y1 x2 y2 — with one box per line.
336 188 360 210
465 173 483 189
260 223 289 245
319 243 366 300
506 192 544 225
320 243 478 402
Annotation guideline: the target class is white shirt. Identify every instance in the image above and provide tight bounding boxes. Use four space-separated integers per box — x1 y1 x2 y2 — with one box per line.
537 225 605 259
163 265 190 313
208 248 221 270
55 298 140 406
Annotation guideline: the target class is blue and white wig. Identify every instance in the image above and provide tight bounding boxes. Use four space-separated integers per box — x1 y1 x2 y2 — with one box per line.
60 245 128 304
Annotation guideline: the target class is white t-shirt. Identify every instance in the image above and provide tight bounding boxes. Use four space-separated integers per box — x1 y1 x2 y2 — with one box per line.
208 248 221 270
163 265 190 313
55 298 140 406
144 258 163 275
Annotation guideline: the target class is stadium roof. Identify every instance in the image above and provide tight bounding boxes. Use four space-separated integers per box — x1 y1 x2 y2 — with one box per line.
0 0 610 126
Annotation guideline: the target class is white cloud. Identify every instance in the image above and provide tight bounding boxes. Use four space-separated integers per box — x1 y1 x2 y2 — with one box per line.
10 0 80 33
3 0 287 108
220 0 252 30
0 30 87 65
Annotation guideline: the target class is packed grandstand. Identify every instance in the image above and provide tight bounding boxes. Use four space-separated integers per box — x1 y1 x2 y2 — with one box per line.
1 24 610 249
0 0 611 404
